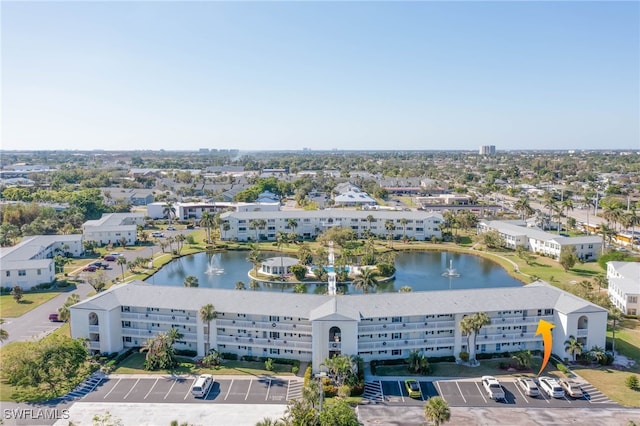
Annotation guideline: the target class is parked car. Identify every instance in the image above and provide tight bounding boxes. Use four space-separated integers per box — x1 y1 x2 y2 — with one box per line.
559 379 583 398
481 376 505 401
103 255 117 261
167 226 176 231
516 378 540 397
404 379 422 399
539 377 565 398
49 313 62 322
82 265 97 272
151 232 165 238
191 374 214 398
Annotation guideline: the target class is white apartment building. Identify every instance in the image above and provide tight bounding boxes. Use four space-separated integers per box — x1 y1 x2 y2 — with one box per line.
607 261 640 315
478 220 601 261
70 280 606 371
218 210 443 242
0 234 83 290
146 201 280 221
82 213 145 246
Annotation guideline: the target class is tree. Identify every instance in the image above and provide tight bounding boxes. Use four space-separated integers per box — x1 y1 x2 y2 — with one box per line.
140 330 179 371
183 275 199 288
511 350 533 369
235 280 246 290
58 294 80 322
200 304 217 354
564 335 583 362
290 264 308 281
87 270 108 293
3 335 89 395
366 214 375 235
424 396 451 426
163 201 176 224
352 267 379 294
0 319 9 342
287 218 299 238
53 254 72 274
609 307 623 354
116 256 128 281
407 350 430 374
385 219 395 247
559 247 578 271
249 279 260 291
459 312 491 363
321 354 356 388
318 399 359 426
199 211 217 243
399 285 413 292
247 246 265 276
11 286 23 303
599 223 616 255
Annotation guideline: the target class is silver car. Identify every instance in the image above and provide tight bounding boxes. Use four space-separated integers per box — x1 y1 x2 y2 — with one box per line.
516 377 540 397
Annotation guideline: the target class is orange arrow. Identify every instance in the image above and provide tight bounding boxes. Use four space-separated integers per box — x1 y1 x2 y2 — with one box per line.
535 319 555 376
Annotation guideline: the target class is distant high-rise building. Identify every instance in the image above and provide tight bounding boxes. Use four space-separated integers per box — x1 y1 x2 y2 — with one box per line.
479 145 496 155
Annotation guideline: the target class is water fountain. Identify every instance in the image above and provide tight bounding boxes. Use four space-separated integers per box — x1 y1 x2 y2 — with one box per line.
442 259 460 277
205 253 224 275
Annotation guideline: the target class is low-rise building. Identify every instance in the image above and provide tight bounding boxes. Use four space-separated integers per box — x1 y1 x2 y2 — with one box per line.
478 220 601 261
218 210 443 242
607 261 640 315
146 201 280 221
82 213 145 247
70 280 607 372
0 234 83 290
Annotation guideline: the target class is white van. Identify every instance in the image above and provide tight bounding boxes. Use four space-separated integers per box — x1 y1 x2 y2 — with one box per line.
191 374 213 398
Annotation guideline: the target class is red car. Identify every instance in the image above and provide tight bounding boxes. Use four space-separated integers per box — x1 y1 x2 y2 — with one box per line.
103 255 117 261
49 313 62 322
82 265 97 272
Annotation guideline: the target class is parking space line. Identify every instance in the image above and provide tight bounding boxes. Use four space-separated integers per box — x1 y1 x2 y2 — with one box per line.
265 379 273 401
475 382 487 403
184 379 195 400
434 382 445 402
164 379 177 400
380 381 385 400
245 379 253 401
418 382 425 401
224 379 234 401
397 381 405 403
104 378 121 399
455 381 467 404
205 381 214 399
144 378 159 400
564 395 572 403
538 390 551 404
123 378 140 400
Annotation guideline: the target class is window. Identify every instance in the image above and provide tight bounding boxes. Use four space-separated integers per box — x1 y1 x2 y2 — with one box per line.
122 321 131 328
18 270 26 276
392 316 402 323
122 306 130 312
270 348 280 355
629 296 638 303
392 333 401 340
392 349 401 356
37 269 41 275
123 337 132 343
5 271 9 277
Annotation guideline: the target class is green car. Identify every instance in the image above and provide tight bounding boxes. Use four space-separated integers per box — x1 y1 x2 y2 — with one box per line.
405 379 422 398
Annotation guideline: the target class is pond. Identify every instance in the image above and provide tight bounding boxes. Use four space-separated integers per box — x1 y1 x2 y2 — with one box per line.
147 250 522 294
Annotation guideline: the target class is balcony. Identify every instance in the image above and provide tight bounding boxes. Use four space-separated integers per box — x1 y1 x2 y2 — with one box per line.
216 319 312 333
477 332 537 342
491 315 553 327
88 341 101 350
329 341 341 351
358 337 455 351
88 325 100 333
358 320 456 334
121 312 197 324
576 329 588 337
121 328 197 341
217 335 312 350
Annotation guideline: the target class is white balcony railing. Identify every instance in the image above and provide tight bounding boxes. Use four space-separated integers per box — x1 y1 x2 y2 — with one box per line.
217 335 312 350
88 325 100 333
358 320 456 334
121 312 197 325
88 341 101 350
576 329 588 337
216 319 312 333
358 337 455 351
121 328 197 342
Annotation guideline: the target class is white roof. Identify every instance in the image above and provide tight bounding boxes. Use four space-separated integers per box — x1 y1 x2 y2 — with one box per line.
0 234 83 262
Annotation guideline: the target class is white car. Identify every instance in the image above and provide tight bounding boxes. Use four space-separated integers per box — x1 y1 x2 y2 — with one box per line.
481 376 505 401
191 374 214 398
559 379 583 398
516 377 540 397
538 376 565 398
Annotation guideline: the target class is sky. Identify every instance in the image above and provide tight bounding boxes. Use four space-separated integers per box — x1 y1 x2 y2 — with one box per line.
1 1 638 152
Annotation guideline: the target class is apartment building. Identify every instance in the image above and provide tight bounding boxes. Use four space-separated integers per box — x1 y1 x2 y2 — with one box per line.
70 280 606 371
218 210 443 242
82 213 145 246
478 220 601 260
607 261 640 315
146 201 280 220
0 234 83 289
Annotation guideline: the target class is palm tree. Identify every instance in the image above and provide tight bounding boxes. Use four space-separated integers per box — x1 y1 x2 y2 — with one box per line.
0 319 9 342
399 218 409 239
599 223 616 254
287 218 299 239
199 304 217 354
199 211 217 243
352 267 379 294
249 219 260 242
247 246 264 277
366 214 375 237
163 201 176 224
621 211 638 250
384 220 395 248
249 279 260 291
583 192 595 233
460 312 491 363
183 275 199 287
609 307 623 354
514 196 534 220
588 346 608 365
561 199 574 232
235 280 246 290
424 396 451 426
511 350 533 369
542 191 557 230
58 293 80 322
116 256 127 281
564 335 583 362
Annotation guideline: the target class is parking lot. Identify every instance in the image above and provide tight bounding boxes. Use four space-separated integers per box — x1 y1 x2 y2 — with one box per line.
369 378 617 408
81 376 303 405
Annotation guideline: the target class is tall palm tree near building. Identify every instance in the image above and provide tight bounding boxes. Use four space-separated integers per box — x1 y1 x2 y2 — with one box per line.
384 220 395 247
199 211 217 243
561 199 574 232
235 281 246 290
247 245 264 276
609 307 623 354
542 192 557 231
514 196 534 220
116 256 127 281
564 335 583 361
399 218 409 239
366 214 375 236
249 279 260 291
199 304 217 354
424 396 451 426
249 219 260 242
287 218 299 239
57 294 80 322
599 223 616 254
583 192 596 233
621 211 638 250
352 268 379 294
163 201 176 224
460 312 491 363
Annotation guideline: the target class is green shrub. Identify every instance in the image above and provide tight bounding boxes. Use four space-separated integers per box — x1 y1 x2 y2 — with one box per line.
338 384 351 398
304 365 312 386
220 352 238 360
375 263 396 277
265 358 274 371
557 363 571 375
292 365 299 375
625 375 639 390
459 351 469 362
175 349 197 357
289 264 308 281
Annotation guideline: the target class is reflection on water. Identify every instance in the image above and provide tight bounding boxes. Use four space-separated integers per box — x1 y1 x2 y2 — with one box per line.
148 250 522 294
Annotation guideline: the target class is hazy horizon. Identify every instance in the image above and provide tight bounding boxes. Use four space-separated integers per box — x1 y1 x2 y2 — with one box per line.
2 1 638 151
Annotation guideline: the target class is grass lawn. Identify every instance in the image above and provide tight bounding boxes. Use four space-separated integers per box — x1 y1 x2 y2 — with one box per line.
113 352 295 377
0 289 70 318
573 367 640 407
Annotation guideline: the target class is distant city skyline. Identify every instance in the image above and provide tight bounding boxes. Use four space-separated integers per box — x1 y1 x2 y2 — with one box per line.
2 1 638 151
